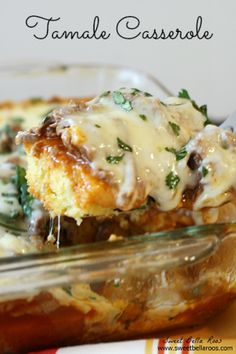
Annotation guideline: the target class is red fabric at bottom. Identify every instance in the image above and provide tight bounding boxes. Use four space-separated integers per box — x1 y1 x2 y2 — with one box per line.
28 349 58 354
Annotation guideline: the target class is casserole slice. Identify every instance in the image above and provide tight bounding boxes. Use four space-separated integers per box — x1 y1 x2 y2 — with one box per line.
17 88 236 224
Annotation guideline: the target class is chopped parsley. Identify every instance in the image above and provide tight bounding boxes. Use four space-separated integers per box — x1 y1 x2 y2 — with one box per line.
165 172 180 189
1 192 18 198
165 146 187 161
178 89 191 99
131 88 141 95
121 100 133 111
131 88 152 97
112 91 133 112
175 146 187 160
113 91 126 105
100 90 111 98
95 124 101 128
117 137 133 152
106 155 124 164
165 147 177 155
139 114 147 121
13 166 35 218
178 89 212 126
144 91 153 97
202 166 209 177
169 121 180 136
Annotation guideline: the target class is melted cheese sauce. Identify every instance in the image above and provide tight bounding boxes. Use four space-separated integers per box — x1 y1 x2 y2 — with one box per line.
187 125 236 209
57 90 206 210
0 92 236 256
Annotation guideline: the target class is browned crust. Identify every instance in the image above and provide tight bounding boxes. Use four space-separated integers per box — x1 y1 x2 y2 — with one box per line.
25 137 118 212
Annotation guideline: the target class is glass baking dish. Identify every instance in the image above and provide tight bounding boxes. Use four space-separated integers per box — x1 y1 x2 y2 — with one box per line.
0 64 235 353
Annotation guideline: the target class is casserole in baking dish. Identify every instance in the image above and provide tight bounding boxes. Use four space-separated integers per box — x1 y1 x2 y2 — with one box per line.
0 64 235 353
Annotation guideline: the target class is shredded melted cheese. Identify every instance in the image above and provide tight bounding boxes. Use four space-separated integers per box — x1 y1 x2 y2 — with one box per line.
57 89 206 211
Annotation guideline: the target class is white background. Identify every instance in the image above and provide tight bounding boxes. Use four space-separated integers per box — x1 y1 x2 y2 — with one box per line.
0 0 235 119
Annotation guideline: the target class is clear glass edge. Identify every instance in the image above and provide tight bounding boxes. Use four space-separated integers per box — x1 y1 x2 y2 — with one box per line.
1 223 235 267
1 223 236 297
0 62 173 96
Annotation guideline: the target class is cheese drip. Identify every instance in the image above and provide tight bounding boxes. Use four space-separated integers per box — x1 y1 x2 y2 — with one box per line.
187 125 236 209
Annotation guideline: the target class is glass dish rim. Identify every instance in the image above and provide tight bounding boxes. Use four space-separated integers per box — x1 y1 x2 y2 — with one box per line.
0 222 235 298
0 61 173 95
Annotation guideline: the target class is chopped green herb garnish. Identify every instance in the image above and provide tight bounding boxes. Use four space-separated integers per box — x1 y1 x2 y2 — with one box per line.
121 100 133 111
169 121 180 136
175 146 187 161
178 89 191 99
113 91 126 105
100 90 111 98
106 155 124 164
202 166 209 177
144 91 153 97
178 89 212 126
131 88 141 93
95 124 101 128
139 114 147 121
166 145 188 161
204 115 212 126
165 147 177 155
112 91 133 111
117 137 133 152
131 88 141 96
13 166 35 218
1 192 18 198
165 172 180 189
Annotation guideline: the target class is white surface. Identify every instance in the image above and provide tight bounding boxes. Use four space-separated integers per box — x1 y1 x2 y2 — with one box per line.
58 340 147 354
0 0 236 120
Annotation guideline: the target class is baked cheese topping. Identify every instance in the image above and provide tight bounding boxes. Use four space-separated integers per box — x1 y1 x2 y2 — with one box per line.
187 125 236 209
0 90 236 255
56 89 206 211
